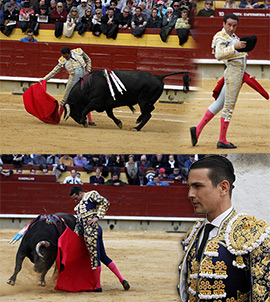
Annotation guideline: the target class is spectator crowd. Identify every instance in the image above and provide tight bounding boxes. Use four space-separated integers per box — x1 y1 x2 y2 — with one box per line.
0 0 199 43
0 154 206 186
1 0 268 41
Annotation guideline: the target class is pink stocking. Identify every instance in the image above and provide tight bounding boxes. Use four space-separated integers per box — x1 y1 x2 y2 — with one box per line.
108 262 124 283
196 109 214 138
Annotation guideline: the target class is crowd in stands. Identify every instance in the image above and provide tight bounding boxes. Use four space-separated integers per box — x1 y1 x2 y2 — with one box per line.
0 0 200 44
1 0 268 42
0 154 206 186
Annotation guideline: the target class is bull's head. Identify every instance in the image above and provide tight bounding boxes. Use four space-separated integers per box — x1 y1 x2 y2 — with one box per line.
33 241 57 273
63 103 88 126
36 241 50 259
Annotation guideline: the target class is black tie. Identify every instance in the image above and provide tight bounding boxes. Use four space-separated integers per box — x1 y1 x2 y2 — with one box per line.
196 224 215 261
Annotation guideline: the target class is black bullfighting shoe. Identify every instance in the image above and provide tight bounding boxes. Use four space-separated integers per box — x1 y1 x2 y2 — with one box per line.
217 142 237 149
122 280 130 290
93 288 102 292
88 122 96 126
190 127 198 146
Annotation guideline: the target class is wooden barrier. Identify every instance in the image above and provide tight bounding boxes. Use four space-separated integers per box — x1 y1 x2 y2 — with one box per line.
0 32 197 86
0 181 195 218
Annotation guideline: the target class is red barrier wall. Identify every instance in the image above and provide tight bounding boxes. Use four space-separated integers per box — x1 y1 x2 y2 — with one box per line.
194 16 270 60
0 40 196 87
0 181 195 218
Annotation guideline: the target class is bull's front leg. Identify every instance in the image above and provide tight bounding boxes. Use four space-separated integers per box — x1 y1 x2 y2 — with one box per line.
106 108 122 129
7 253 26 285
80 104 96 127
133 113 152 131
38 271 48 286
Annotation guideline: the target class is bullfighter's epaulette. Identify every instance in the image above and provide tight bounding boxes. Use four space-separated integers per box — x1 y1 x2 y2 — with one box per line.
58 56 66 65
225 214 270 256
73 48 83 55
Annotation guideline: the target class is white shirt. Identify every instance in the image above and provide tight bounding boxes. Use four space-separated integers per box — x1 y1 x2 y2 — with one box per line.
63 176 82 184
199 206 233 246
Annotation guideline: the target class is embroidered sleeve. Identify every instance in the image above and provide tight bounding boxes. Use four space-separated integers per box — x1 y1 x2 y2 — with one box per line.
89 191 110 219
250 233 270 301
212 34 236 61
225 214 270 300
42 59 64 81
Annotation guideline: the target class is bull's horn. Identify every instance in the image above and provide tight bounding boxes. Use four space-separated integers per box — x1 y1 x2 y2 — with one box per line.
64 104 70 121
36 241 50 258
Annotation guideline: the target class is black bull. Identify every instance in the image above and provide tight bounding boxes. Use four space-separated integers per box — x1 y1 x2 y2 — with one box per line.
7 213 76 286
64 70 190 131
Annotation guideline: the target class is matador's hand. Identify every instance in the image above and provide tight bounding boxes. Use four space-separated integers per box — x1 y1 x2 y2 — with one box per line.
234 41 247 50
88 217 99 226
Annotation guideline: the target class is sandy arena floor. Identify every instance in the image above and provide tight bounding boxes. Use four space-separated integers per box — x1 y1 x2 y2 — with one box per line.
0 79 269 154
0 229 183 302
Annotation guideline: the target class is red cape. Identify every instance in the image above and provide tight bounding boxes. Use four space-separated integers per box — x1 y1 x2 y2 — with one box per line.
23 80 60 124
54 228 96 292
212 72 269 100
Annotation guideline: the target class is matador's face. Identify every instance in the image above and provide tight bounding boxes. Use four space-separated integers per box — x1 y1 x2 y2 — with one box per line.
71 191 84 203
187 168 226 221
223 18 238 36
62 53 71 60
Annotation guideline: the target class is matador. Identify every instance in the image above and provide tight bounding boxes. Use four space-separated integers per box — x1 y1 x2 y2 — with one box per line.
41 47 95 125
70 186 130 292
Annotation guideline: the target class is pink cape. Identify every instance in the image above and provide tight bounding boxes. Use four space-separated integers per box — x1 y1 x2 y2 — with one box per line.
23 80 60 124
212 72 269 100
54 228 96 292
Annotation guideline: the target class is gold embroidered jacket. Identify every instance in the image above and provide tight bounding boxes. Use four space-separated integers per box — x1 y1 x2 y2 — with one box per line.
212 28 247 62
74 190 110 221
42 48 91 81
178 209 270 302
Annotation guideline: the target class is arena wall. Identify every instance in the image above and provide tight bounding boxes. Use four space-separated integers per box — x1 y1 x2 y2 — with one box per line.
227 154 270 224
0 181 194 217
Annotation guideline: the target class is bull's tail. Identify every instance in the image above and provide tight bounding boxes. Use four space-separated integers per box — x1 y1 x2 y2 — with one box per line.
160 71 191 93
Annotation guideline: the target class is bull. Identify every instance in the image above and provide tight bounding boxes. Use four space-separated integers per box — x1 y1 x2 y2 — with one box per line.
7 213 76 286
64 70 190 131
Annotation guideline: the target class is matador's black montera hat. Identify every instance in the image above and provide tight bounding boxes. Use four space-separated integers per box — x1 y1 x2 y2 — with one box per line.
238 35 257 52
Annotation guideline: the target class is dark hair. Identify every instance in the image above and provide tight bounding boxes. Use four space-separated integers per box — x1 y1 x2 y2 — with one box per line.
190 155 235 197
69 185 82 196
61 46 71 54
152 8 158 13
27 29 34 34
136 6 142 11
223 13 239 24
108 6 114 11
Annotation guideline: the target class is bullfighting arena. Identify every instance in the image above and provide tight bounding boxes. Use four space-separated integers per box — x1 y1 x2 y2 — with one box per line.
0 79 269 154
0 229 183 302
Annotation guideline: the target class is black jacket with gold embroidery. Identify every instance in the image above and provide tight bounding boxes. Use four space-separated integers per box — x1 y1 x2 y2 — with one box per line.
178 209 270 301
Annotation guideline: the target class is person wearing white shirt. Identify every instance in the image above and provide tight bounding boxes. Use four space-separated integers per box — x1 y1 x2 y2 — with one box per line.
62 169 83 184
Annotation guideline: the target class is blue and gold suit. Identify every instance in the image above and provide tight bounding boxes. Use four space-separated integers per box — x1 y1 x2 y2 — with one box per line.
74 190 111 268
178 209 270 301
